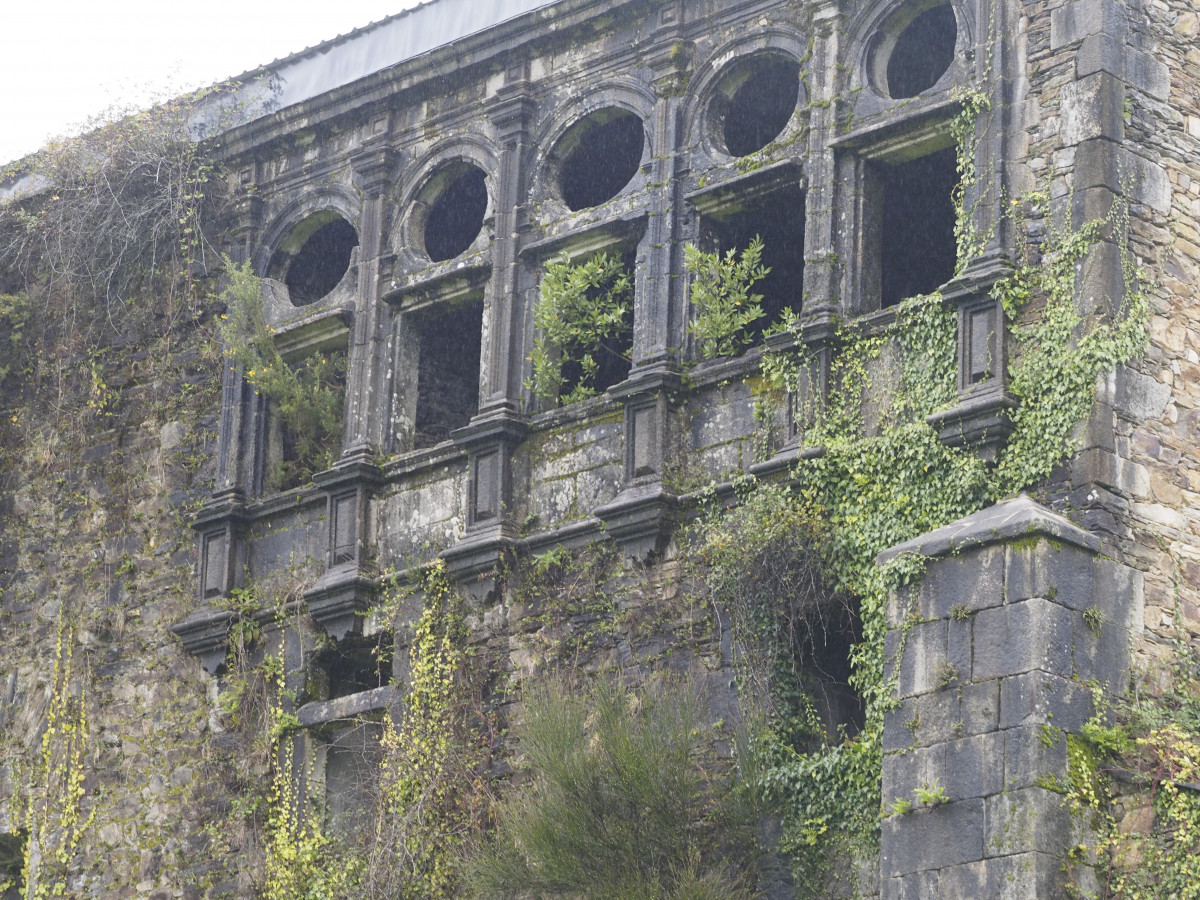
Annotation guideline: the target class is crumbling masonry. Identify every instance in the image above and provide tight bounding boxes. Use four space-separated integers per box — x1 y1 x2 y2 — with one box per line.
2 0 1198 896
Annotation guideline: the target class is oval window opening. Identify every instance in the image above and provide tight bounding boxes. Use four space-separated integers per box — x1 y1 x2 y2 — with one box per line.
558 111 644 211
886 4 957 99
722 58 800 157
423 165 488 262
277 215 359 306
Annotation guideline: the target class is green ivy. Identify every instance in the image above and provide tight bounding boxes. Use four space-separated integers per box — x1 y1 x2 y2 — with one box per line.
705 188 1147 892
366 560 491 898
7 609 96 900
262 655 364 900
1059 643 1200 897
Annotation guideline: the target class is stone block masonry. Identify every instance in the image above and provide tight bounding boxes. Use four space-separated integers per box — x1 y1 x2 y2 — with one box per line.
878 495 1141 898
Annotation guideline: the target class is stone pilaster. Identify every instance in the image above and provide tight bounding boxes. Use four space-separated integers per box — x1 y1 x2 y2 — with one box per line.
302 456 383 641
345 137 399 457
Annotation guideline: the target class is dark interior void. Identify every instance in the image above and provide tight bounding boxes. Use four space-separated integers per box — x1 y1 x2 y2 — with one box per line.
313 638 391 701
887 4 957 99
797 603 865 743
880 147 958 306
557 250 634 397
325 723 383 838
709 185 806 331
722 58 801 157
424 166 488 262
0 831 25 900
414 302 483 449
559 113 645 211
284 218 359 305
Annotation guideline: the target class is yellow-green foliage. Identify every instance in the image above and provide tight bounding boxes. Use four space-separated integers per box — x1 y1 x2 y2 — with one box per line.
263 697 363 899
364 561 490 898
217 258 346 488
529 251 632 404
6 611 96 900
1061 647 1200 898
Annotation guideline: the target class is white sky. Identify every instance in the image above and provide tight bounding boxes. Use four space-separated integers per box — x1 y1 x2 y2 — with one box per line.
0 1 425 165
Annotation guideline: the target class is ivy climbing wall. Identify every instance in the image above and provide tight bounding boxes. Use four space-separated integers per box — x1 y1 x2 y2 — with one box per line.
0 0 1198 898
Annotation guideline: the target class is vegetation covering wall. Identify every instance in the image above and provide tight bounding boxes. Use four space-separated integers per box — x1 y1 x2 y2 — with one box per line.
0 0 1197 898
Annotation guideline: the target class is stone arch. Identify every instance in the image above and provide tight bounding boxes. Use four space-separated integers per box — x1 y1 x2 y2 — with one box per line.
392 135 499 265
529 81 655 213
683 30 809 162
845 0 975 104
255 187 362 286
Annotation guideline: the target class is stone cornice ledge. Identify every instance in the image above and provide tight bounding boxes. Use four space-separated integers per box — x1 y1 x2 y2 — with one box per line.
876 493 1101 566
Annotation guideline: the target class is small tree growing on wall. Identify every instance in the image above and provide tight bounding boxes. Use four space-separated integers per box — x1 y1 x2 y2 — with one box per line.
528 251 633 405
685 236 771 359
217 258 346 489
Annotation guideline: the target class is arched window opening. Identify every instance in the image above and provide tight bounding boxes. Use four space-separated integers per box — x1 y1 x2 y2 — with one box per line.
718 57 801 157
556 111 645 211
423 164 489 262
870 3 958 100
271 214 359 306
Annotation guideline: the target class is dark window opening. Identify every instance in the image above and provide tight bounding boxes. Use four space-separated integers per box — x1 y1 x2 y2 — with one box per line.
722 58 801 157
424 165 488 262
706 184 806 334
0 831 26 900
325 722 383 838
879 147 958 306
887 4 957 99
556 250 635 399
278 217 359 306
413 302 483 449
797 604 865 744
558 112 645 211
311 637 392 703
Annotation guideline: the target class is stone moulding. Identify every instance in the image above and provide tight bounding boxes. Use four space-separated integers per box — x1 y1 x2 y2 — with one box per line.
875 492 1102 566
170 608 238 675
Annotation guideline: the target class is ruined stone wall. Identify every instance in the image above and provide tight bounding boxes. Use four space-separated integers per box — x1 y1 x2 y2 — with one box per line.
1 0 1196 897
0 315 234 896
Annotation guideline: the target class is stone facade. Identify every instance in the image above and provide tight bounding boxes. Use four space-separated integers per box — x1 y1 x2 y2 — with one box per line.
1 0 1197 897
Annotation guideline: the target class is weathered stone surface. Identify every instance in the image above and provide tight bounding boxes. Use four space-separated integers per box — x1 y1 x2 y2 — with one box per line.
880 799 986 877
3 0 1197 894
999 670 1095 731
1051 0 1128 49
972 598 1075 682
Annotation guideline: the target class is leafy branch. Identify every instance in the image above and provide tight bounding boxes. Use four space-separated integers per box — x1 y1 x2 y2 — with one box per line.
685 236 771 359
528 252 632 405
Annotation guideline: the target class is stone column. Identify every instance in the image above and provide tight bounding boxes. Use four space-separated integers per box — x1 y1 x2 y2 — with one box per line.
443 72 535 599
345 133 398 458
877 495 1140 898
800 0 843 329
592 7 688 559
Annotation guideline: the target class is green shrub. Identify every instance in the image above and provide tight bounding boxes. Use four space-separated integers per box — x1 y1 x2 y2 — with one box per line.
467 678 754 900
528 251 632 405
217 257 345 488
685 236 770 359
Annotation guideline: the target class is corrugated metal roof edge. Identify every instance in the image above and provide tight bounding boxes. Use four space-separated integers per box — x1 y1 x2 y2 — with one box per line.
224 0 444 85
